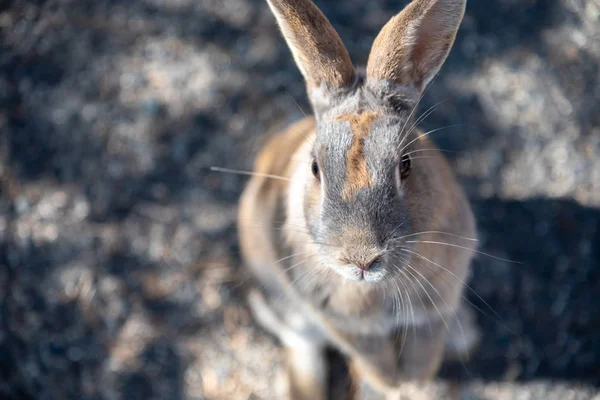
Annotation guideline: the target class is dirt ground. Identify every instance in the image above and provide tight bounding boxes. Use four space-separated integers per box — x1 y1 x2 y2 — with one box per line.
1 0 599 399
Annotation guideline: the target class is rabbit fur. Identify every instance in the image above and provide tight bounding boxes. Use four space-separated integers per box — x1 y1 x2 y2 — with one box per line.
237 0 480 398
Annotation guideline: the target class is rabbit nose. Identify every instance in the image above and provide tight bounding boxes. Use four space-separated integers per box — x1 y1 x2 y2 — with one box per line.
357 255 383 271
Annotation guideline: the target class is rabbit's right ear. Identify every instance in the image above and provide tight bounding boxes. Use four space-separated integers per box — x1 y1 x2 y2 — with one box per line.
366 0 466 94
266 0 355 114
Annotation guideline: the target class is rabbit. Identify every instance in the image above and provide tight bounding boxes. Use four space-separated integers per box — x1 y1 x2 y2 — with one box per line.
237 0 480 398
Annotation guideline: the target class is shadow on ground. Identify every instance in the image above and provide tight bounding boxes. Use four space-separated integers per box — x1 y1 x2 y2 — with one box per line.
440 197 600 386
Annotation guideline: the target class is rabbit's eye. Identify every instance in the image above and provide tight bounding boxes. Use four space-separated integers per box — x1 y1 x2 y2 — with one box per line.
311 160 320 180
400 154 412 179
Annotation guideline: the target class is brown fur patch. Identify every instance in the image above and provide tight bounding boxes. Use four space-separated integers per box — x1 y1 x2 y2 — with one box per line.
336 112 380 200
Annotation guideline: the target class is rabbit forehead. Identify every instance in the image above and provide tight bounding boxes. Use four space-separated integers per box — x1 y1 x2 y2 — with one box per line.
316 112 408 201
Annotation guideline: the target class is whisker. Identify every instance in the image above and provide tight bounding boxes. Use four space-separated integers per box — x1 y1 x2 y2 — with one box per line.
397 231 478 242
243 225 341 248
397 73 441 148
403 148 465 157
291 262 327 289
392 279 408 360
411 99 448 128
400 248 515 334
400 278 412 354
385 270 404 351
397 261 433 336
399 124 463 155
385 217 412 242
272 252 305 266
403 263 470 374
398 99 447 149
286 90 307 117
404 156 439 161
240 219 342 248
397 89 429 147
397 269 417 342
271 261 320 304
303 265 330 291
405 240 521 264
284 258 313 273
210 166 290 181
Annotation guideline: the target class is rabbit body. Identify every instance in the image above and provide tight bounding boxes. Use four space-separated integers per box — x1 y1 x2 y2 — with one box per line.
237 0 479 398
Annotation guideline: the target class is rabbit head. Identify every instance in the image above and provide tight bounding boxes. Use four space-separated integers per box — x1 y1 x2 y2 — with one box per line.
267 0 472 287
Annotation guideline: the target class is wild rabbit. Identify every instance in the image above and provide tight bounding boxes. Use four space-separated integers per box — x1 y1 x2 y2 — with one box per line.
238 0 479 398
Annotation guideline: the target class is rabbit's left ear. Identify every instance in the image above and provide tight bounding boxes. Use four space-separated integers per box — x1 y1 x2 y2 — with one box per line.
366 0 466 93
266 0 356 112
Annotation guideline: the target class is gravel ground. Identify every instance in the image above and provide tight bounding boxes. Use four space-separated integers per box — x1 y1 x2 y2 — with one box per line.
1 0 599 399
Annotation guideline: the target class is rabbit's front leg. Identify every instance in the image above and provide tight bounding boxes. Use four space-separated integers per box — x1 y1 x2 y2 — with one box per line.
247 290 328 400
350 323 446 400
344 334 399 398
352 321 454 399
344 321 444 389
283 343 328 400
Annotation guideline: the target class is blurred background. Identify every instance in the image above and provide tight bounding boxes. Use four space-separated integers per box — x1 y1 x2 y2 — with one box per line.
1 0 599 399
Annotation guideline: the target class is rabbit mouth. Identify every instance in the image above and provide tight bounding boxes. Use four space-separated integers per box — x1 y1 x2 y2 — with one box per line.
334 263 387 283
